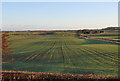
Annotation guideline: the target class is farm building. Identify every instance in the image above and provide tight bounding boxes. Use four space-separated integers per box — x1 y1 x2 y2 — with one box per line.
81 30 104 34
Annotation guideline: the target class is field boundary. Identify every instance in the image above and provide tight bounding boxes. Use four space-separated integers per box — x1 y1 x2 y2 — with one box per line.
1 71 119 81
80 36 120 44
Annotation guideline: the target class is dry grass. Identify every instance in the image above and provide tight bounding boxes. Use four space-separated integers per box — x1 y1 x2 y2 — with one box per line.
1 71 119 81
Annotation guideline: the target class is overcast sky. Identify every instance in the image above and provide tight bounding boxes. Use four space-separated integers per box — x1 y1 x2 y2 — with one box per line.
2 2 118 31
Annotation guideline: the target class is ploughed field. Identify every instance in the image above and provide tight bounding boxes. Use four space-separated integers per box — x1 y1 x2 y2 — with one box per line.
2 31 119 76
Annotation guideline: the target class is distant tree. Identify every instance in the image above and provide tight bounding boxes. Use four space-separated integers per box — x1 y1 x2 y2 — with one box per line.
76 30 81 36
2 32 15 62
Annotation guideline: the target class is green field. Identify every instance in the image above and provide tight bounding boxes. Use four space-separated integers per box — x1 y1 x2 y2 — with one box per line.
2 31 119 76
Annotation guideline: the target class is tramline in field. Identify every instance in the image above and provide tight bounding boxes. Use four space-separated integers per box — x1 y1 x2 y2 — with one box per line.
2 31 119 76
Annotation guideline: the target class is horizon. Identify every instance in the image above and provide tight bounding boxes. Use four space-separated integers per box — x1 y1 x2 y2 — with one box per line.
1 26 119 31
2 2 118 31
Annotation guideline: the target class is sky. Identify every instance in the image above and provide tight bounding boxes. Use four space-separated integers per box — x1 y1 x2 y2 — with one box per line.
1 0 119 2
1 2 118 31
